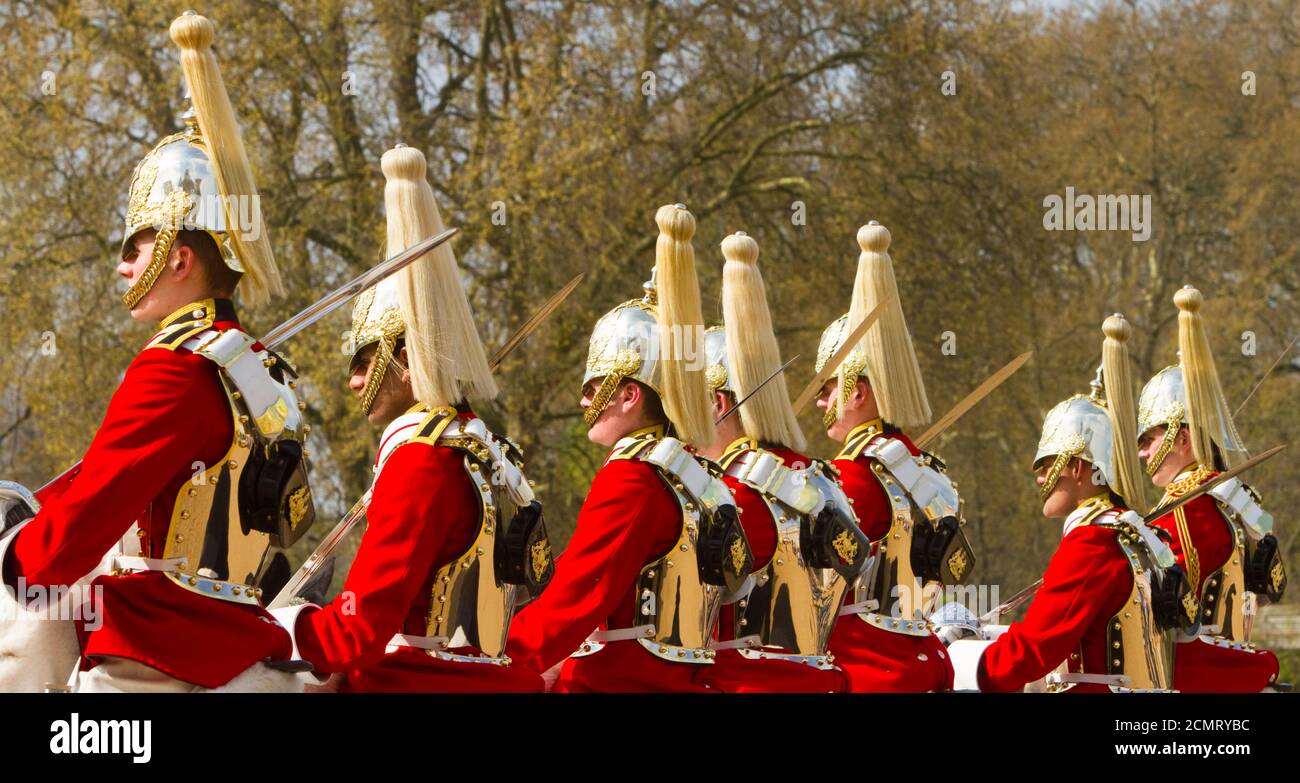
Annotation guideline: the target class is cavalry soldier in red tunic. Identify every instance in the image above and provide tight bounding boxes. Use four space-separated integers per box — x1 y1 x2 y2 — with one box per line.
1135 286 1282 691
0 12 316 692
697 231 861 693
270 145 548 692
506 204 753 691
812 221 973 692
942 315 1194 692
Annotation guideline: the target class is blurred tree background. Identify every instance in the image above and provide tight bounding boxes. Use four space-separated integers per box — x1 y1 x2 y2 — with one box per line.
2 0 1298 676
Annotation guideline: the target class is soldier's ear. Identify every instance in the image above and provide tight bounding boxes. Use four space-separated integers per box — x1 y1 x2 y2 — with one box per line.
711 390 729 417
169 241 197 281
397 346 411 382
851 378 872 408
621 380 642 411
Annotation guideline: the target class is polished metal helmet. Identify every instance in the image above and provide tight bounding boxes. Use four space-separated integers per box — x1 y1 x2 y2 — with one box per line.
1138 286 1249 474
121 118 244 274
120 12 283 310
349 276 406 415
1137 364 1186 439
1033 392 1117 500
581 281 663 427
814 313 869 428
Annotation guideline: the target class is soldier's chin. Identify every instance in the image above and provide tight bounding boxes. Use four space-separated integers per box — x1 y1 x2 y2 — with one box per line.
1040 490 1071 519
584 414 617 448
124 294 154 322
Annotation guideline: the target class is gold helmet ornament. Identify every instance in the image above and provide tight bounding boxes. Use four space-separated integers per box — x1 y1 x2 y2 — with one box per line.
703 231 805 451
815 221 931 431
120 12 283 310
1034 315 1148 512
350 144 498 415
582 204 714 449
1137 286 1247 475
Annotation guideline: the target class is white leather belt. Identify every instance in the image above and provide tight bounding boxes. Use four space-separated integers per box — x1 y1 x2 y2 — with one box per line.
709 634 762 651
837 599 880 616
111 555 187 573
587 624 655 643
386 633 451 652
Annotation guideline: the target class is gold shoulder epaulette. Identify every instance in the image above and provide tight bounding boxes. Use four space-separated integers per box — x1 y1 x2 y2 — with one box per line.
718 436 758 470
1076 496 1118 529
407 406 459 448
609 432 660 461
146 320 215 352
835 423 883 461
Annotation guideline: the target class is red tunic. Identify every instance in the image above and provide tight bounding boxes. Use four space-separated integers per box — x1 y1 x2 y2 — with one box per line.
6 304 291 688
978 520 1134 693
506 451 718 692
829 427 954 692
1149 468 1279 692
292 414 542 693
705 444 847 693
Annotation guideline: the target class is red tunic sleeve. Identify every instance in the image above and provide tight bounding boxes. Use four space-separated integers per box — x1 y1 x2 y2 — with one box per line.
294 442 477 673
505 457 680 673
10 347 231 588
831 432 921 543
978 524 1132 692
1149 494 1234 594
833 458 893 542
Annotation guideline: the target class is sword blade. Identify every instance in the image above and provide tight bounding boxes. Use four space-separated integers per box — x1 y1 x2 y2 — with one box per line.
715 354 800 426
1234 336 1297 419
268 492 370 609
792 301 886 415
488 272 585 371
915 351 1033 450
1142 444 1285 524
980 578 1043 624
261 227 459 349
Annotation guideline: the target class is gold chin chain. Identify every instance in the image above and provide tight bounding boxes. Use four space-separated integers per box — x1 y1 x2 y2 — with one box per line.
583 350 642 428
1145 417 1182 476
359 336 396 416
121 226 177 309
1039 434 1087 501
824 371 857 430
583 371 625 428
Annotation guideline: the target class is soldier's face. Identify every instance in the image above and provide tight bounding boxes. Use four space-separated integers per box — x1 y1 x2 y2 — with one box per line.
349 344 415 426
581 377 644 447
117 229 172 321
1036 458 1090 518
1138 425 1194 488
818 377 874 441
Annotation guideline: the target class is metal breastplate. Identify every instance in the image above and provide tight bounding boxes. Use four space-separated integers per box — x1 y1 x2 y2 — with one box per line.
1048 509 1177 693
845 434 973 635
721 443 856 668
406 410 547 664
159 327 315 606
1197 517 1248 640
590 433 747 665
1205 477 1279 640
